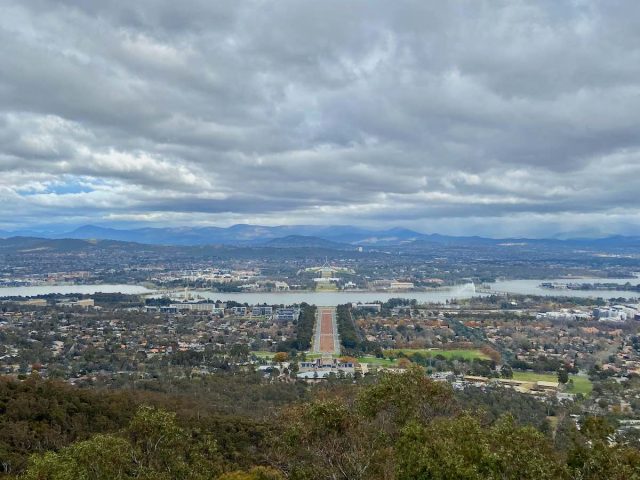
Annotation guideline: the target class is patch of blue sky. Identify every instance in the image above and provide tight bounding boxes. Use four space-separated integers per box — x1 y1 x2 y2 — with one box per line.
18 176 99 196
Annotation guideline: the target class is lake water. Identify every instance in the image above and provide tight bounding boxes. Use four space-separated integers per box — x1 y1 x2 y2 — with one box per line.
188 283 479 305
0 277 637 305
492 277 639 300
0 284 153 297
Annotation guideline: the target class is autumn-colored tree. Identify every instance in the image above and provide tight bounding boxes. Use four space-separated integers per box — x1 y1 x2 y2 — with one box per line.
396 357 412 369
338 356 358 365
272 352 289 363
480 346 501 363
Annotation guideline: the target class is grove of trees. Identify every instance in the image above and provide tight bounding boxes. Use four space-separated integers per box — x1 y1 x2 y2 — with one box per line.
1 367 639 479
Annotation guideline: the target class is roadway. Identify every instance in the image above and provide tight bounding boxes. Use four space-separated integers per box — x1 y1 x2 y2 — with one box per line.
312 306 340 355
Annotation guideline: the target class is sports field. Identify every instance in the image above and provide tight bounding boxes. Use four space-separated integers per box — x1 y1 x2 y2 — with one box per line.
384 348 489 360
356 356 398 366
356 348 489 367
512 371 592 395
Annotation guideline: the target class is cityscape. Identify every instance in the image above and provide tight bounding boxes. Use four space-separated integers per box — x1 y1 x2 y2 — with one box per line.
2 1 640 479
1 232 640 477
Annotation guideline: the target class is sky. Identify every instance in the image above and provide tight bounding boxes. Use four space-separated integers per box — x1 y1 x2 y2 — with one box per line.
1 0 640 238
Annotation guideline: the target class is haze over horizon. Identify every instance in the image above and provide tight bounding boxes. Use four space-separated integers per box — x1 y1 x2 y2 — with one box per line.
2 1 640 238
2 222 640 242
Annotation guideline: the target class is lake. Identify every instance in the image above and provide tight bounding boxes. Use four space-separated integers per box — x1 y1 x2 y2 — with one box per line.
0 284 153 297
0 277 637 305
492 277 640 300
185 283 478 305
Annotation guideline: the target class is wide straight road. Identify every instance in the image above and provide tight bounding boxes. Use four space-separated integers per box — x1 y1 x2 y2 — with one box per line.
313 306 340 355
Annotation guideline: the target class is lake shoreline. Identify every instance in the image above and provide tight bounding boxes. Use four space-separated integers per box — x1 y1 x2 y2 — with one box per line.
1 277 638 305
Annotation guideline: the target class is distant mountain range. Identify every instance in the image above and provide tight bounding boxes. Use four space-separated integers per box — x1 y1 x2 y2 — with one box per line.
0 224 423 247
1 224 640 249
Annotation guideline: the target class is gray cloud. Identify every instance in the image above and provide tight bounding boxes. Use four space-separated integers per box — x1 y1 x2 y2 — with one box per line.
1 0 640 237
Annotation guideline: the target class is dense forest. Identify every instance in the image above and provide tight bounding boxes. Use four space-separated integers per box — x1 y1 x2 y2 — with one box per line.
1 368 639 479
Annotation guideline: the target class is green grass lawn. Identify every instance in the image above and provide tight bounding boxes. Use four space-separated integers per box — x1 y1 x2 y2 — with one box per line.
251 351 332 361
512 371 557 383
356 356 398 366
384 348 489 361
565 375 593 395
250 351 275 359
512 371 592 395
355 348 489 367
304 353 325 360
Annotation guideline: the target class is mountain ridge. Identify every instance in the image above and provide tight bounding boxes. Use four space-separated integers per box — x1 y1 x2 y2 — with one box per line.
1 224 640 249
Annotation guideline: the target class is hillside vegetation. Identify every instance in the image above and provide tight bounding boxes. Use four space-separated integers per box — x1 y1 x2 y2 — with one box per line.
0 368 638 479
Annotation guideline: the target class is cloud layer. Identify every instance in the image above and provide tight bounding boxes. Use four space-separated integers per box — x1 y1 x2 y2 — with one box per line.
2 0 640 237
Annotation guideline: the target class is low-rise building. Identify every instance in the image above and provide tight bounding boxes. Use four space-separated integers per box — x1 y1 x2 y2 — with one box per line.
275 307 299 322
252 306 273 317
